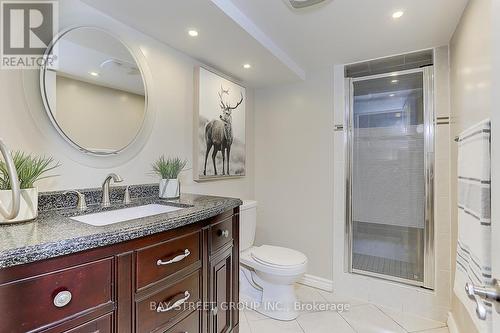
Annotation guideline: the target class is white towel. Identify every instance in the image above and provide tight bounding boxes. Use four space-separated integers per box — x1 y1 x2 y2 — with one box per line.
453 119 492 332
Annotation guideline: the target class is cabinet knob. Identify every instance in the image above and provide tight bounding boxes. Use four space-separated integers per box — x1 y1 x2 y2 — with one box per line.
53 290 72 308
218 230 229 238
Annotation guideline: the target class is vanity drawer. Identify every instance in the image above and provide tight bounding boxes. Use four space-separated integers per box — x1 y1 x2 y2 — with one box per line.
0 258 113 333
211 217 233 253
165 310 200 333
64 313 113 333
136 270 201 333
136 231 200 290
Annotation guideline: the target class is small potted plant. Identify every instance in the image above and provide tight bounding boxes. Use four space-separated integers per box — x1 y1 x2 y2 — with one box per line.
152 156 187 199
0 151 60 223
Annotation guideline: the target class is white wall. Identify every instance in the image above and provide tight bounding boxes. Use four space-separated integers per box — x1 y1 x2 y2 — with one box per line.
449 0 492 331
0 0 254 200
254 70 334 280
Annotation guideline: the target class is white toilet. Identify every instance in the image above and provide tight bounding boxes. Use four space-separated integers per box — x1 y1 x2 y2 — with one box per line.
239 200 308 321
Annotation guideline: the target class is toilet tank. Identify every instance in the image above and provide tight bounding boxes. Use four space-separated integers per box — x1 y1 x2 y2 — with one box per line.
239 200 257 252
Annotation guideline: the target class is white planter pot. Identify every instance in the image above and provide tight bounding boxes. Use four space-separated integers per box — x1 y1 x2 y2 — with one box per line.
0 187 38 223
159 179 180 199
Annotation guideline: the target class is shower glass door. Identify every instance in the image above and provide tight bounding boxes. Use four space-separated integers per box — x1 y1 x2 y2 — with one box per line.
346 68 434 288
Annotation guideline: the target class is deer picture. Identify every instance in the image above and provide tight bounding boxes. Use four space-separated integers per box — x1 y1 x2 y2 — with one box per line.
203 86 244 176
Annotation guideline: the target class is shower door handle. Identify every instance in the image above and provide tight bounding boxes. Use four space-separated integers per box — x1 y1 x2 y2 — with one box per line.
465 279 500 319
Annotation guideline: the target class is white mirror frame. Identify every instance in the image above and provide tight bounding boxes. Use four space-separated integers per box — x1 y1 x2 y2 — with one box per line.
39 26 150 156
22 26 155 169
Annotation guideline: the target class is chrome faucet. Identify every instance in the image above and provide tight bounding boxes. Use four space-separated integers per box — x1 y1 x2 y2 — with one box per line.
101 173 123 207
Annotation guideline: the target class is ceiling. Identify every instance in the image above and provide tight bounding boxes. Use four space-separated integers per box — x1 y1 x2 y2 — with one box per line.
229 0 468 71
81 0 468 88
81 0 300 87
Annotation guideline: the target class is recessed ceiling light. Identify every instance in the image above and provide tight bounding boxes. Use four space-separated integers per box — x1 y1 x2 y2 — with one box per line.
89 71 99 77
391 79 399 84
389 93 395 97
243 63 251 69
392 10 404 19
188 29 198 37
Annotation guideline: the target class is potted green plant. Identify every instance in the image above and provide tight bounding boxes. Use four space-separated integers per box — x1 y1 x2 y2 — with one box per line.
152 156 187 199
0 151 60 223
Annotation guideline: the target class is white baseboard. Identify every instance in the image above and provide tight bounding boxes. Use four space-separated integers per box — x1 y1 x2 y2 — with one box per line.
447 312 460 333
298 274 334 292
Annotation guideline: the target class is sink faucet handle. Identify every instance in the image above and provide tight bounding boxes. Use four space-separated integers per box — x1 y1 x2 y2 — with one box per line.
63 190 87 211
123 186 131 205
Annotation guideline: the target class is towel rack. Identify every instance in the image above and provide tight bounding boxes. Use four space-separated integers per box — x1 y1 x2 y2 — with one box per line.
0 139 20 221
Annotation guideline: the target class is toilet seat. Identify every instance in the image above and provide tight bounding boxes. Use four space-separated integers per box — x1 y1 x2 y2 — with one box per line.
251 245 307 268
241 246 307 277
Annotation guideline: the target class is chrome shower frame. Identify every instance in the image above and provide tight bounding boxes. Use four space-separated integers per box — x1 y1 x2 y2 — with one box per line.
344 67 435 289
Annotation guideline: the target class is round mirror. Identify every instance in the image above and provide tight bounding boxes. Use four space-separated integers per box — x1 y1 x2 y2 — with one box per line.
40 27 147 155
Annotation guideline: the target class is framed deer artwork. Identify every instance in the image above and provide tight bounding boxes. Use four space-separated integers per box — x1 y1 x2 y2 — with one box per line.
194 67 246 181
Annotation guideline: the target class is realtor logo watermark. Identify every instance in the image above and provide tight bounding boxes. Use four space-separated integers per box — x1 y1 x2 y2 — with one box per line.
1 1 58 68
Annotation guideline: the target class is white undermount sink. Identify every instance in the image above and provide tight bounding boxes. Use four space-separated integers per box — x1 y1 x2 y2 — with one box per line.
71 204 184 226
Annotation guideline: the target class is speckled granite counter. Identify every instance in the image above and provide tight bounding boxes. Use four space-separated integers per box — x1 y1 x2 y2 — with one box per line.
0 190 242 269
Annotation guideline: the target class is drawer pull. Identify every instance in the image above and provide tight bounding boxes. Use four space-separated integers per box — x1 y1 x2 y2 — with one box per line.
53 290 72 308
218 230 229 238
156 291 191 313
156 249 191 266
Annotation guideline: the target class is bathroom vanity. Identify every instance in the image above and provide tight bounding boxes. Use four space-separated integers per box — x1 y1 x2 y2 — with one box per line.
0 188 241 333
0 23 244 333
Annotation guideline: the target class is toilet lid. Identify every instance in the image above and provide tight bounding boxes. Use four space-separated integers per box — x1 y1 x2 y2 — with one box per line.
251 245 307 267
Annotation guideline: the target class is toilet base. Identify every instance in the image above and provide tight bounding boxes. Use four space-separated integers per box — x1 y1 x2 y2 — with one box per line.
239 266 301 321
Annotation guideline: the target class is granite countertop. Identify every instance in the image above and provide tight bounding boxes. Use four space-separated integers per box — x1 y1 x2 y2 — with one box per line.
0 190 242 269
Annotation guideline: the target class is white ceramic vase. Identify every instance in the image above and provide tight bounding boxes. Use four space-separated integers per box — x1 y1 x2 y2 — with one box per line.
0 187 38 223
159 179 180 199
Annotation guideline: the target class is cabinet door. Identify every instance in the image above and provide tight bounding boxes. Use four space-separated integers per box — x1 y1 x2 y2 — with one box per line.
210 248 233 333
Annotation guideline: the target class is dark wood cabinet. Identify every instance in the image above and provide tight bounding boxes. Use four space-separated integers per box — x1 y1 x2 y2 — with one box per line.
166 309 200 333
210 217 233 254
64 313 113 333
210 247 233 333
135 270 201 333
136 231 201 291
0 207 240 333
208 215 239 333
0 258 113 333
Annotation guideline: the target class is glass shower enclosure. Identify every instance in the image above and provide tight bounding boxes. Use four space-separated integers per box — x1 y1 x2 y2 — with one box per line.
345 67 435 289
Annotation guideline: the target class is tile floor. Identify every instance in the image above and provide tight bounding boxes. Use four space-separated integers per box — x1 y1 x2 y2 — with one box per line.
238 284 449 333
